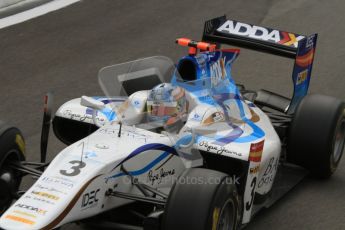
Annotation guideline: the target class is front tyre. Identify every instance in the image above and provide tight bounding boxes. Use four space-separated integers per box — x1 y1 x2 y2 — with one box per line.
163 168 241 230
287 94 345 178
0 121 26 213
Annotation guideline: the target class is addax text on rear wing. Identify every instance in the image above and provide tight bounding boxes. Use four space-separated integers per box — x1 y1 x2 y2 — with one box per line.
202 16 318 113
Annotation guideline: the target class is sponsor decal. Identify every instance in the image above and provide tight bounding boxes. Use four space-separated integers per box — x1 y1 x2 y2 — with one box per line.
5 215 35 225
217 20 304 48
191 113 202 121
248 140 265 162
13 210 36 219
63 109 105 123
15 134 25 154
40 175 102 230
199 141 243 157
199 141 219 152
296 49 315 67
297 69 308 85
34 184 67 195
278 32 302 47
24 195 55 205
202 112 225 125
15 204 47 215
210 57 227 87
147 168 175 185
81 189 100 209
212 112 223 122
41 176 74 189
306 34 315 48
249 165 260 174
31 191 60 201
258 157 279 188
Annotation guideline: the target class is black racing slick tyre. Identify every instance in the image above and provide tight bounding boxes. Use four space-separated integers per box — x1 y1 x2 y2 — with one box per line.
163 168 241 230
287 94 345 179
0 121 26 213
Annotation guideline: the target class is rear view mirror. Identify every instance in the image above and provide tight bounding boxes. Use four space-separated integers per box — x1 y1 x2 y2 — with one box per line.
80 96 105 110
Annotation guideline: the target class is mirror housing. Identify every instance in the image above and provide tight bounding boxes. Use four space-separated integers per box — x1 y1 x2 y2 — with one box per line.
80 96 105 110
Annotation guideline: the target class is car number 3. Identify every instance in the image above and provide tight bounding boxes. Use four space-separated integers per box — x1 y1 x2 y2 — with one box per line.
60 160 86 177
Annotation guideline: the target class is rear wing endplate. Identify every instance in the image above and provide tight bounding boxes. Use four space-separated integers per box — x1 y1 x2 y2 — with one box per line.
202 16 318 113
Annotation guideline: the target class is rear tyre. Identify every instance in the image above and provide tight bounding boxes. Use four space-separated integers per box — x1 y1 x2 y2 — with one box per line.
287 94 345 178
0 122 26 213
163 168 241 230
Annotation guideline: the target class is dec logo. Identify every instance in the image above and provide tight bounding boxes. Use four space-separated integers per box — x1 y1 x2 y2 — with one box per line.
82 189 100 208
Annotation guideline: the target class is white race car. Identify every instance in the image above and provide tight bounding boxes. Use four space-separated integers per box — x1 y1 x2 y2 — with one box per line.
0 16 344 230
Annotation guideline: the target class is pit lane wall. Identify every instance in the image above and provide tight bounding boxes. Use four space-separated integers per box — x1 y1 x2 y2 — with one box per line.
0 0 24 9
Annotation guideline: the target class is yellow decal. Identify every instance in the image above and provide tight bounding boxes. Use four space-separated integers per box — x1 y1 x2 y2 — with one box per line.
13 210 37 219
212 207 220 230
15 134 25 154
297 69 308 85
250 165 260 174
5 215 35 225
283 33 298 46
32 191 60 201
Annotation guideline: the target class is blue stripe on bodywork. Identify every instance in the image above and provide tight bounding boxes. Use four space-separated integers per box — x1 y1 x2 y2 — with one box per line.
108 143 178 178
211 93 265 145
108 151 170 179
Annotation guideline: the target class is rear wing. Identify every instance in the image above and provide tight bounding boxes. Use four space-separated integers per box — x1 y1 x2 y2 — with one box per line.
202 16 318 113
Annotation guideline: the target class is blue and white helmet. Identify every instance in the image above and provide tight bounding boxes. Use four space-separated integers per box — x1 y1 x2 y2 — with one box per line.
147 83 187 124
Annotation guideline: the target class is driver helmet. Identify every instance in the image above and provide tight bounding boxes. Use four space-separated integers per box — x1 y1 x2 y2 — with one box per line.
147 83 187 125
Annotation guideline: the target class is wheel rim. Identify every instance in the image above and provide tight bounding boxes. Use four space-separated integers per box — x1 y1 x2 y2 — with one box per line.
217 199 235 230
333 117 345 164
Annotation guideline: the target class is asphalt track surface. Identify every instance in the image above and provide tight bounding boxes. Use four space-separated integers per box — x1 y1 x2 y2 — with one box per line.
1 0 345 229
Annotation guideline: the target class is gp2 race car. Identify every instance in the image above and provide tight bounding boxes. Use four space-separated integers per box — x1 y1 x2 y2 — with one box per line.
0 15 344 230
